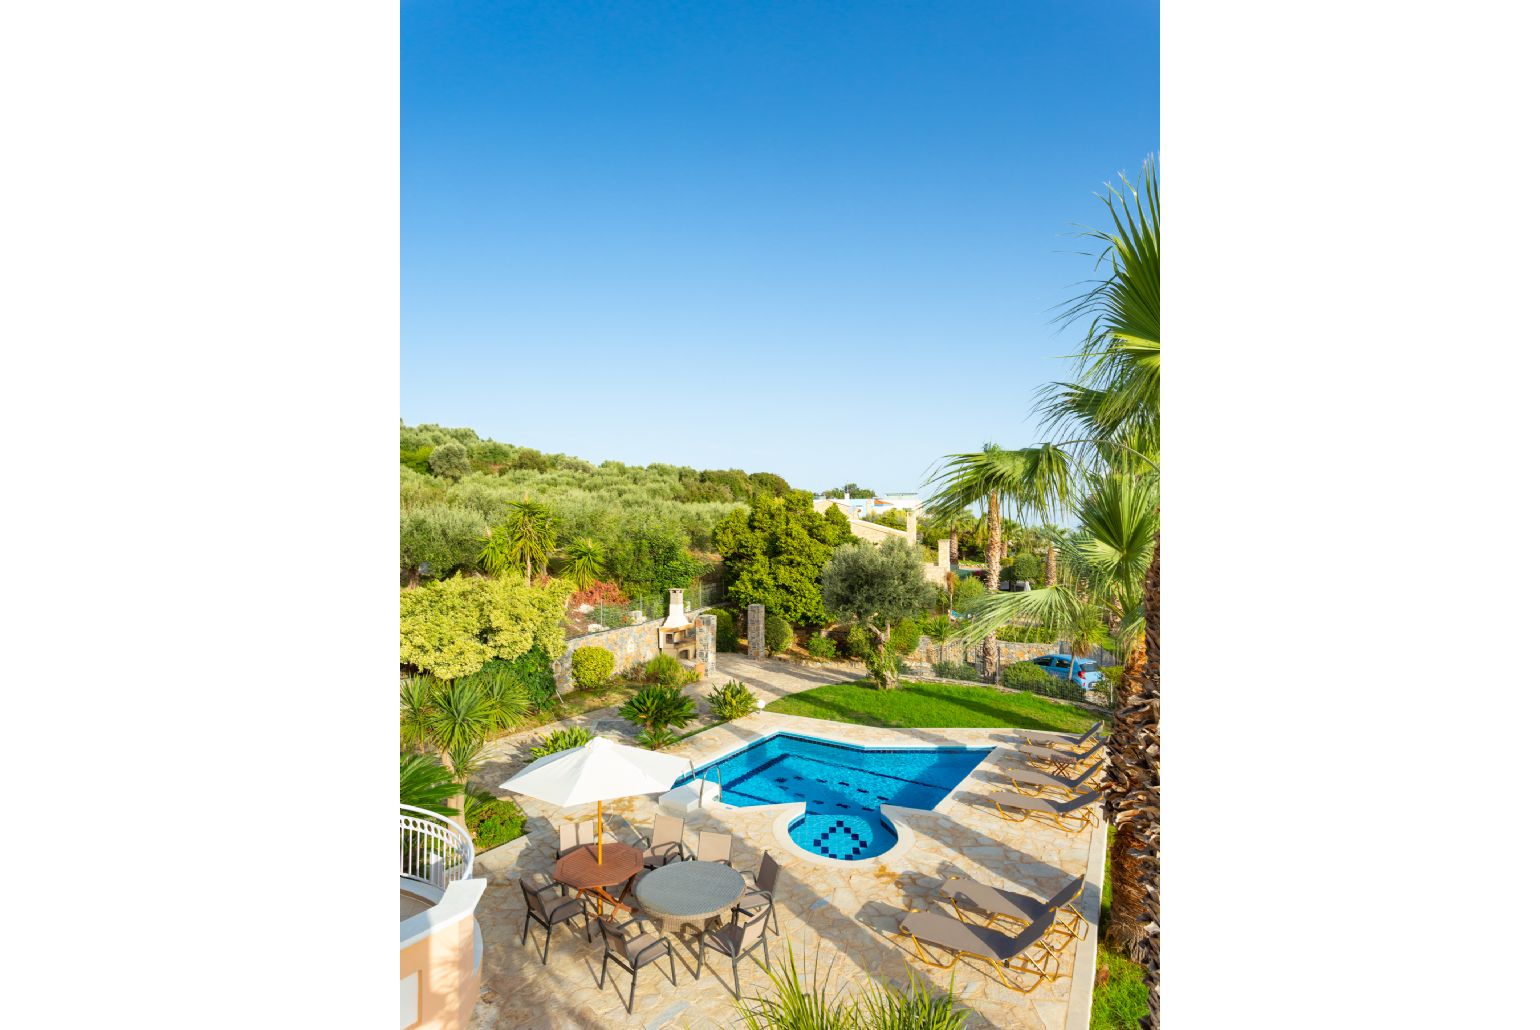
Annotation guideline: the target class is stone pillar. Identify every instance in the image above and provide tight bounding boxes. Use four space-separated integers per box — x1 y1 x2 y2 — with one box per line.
696 613 717 673
935 537 950 569
746 604 768 659
906 509 917 544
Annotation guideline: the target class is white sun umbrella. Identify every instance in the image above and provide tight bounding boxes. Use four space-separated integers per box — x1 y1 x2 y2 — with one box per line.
499 735 691 864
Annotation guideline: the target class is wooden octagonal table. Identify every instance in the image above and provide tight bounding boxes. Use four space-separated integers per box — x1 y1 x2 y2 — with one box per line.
554 843 644 918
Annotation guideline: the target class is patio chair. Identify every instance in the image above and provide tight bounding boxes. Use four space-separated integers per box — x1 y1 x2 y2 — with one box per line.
696 830 733 865
1007 761 1104 799
597 914 678 1014
939 873 1090 944
896 907 1063 994
697 900 773 999
1017 721 1104 754
731 850 781 936
519 876 591 964
634 813 692 869
988 789 1102 832
557 819 597 859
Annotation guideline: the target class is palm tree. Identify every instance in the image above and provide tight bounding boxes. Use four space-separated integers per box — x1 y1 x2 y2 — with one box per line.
563 537 606 590
945 157 1160 1024
480 497 557 585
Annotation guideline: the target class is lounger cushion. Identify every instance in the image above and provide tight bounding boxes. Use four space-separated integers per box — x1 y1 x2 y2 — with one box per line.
939 878 1042 922
901 909 1057 961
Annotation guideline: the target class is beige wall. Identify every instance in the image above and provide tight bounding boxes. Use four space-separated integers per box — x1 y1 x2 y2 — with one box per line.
401 880 482 1030
400 915 477 1030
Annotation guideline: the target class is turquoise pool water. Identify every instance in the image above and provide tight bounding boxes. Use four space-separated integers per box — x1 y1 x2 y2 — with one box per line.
674 732 990 861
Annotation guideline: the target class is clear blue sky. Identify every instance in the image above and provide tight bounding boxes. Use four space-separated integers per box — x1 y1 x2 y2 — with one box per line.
403 1 1158 494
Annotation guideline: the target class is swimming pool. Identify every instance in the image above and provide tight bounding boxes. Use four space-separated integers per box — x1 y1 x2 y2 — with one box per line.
674 732 990 861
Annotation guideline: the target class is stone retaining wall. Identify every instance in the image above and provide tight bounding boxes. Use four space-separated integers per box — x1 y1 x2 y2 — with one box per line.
910 635 1058 681
556 609 716 691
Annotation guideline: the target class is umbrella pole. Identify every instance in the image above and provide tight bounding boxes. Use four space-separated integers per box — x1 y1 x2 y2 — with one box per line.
596 799 604 864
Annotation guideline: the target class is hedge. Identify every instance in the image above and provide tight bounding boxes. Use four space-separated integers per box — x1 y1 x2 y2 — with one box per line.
1003 661 1085 701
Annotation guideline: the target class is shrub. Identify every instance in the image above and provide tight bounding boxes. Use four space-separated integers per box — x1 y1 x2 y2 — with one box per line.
527 725 594 760
400 575 572 680
506 646 558 710
569 580 629 608
619 684 697 734
996 624 1059 644
765 613 793 653
953 577 986 609
736 943 970 1030
932 660 980 682
570 646 615 689
707 680 758 721
706 608 739 653
844 624 872 659
635 727 680 751
805 635 838 660
889 617 921 657
464 797 527 851
1003 661 1085 701
642 653 689 687
1100 664 1124 690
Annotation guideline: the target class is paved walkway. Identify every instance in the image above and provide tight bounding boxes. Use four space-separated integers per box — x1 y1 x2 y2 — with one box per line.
464 658 1104 1030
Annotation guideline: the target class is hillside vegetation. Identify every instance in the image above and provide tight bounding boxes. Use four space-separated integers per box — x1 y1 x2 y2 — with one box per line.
399 423 805 592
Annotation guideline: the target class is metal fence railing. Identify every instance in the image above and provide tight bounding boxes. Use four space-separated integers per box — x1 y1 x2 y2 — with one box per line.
588 582 722 631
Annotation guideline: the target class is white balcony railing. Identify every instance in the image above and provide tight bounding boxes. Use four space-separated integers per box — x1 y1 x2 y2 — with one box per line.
400 805 475 888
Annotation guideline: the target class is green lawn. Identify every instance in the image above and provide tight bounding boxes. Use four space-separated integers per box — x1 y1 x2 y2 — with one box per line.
764 679 1099 733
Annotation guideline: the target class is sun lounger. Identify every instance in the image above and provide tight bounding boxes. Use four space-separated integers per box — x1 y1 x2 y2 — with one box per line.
1017 721 1104 753
896 908 1063 993
1017 742 1101 776
1006 761 1103 798
939 874 1089 943
988 789 1102 831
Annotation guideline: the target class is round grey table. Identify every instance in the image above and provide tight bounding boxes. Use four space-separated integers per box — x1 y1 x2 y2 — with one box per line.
632 860 747 934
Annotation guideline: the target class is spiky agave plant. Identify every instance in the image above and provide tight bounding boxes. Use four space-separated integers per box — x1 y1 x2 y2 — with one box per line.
619 684 696 735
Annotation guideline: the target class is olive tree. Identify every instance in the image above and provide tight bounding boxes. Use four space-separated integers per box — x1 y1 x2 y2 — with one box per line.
820 538 932 689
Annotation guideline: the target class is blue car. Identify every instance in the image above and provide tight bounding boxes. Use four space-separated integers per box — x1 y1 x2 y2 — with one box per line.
1028 654 1103 691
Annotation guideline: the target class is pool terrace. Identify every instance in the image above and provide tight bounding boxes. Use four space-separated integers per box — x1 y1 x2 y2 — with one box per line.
469 709 1106 1029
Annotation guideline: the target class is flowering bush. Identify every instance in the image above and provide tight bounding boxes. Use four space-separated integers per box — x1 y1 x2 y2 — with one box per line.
570 580 628 608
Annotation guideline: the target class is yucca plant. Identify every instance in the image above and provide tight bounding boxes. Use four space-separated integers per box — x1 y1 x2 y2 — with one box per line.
563 537 606 590
707 680 758 721
526 725 594 760
473 666 533 733
619 684 696 735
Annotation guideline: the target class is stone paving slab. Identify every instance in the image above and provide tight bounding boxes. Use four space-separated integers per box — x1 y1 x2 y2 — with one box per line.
466 678 1104 1030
